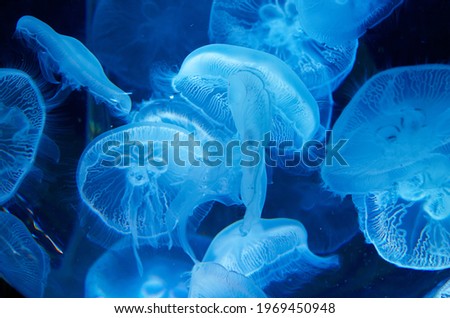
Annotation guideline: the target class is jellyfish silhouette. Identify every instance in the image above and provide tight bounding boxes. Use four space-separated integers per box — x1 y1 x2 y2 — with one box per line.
189 262 267 298
89 0 211 98
173 44 320 151
203 218 339 293
85 239 193 297
322 64 450 195
15 15 131 117
0 212 50 297
296 0 404 46
0 69 46 205
208 0 358 98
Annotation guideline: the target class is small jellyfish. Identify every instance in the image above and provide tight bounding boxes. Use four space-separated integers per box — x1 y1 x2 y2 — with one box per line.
208 0 358 98
189 262 267 298
0 68 46 205
173 44 320 150
203 218 339 292
322 64 450 195
89 0 211 98
85 240 193 298
296 0 404 46
15 15 131 117
0 212 50 297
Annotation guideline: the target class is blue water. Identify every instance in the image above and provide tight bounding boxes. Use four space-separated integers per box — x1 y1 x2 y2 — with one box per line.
0 0 449 298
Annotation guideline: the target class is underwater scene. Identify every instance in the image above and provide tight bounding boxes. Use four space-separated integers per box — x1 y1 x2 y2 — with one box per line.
0 0 449 298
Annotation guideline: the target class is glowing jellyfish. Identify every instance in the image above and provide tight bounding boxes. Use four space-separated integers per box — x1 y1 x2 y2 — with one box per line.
85 240 193 298
90 0 211 98
208 1 358 98
353 162 450 270
322 64 450 195
15 15 131 117
0 212 50 297
0 69 45 205
189 262 267 298
203 218 339 291
77 122 242 266
173 44 320 150
296 0 404 46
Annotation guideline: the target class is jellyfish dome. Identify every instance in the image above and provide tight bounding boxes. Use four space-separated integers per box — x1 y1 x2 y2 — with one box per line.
203 218 339 291
90 0 211 98
296 0 404 46
173 44 320 149
0 68 46 205
77 123 203 248
208 0 358 98
0 212 50 297
85 240 193 298
189 262 267 298
15 15 131 117
353 155 450 270
322 64 450 195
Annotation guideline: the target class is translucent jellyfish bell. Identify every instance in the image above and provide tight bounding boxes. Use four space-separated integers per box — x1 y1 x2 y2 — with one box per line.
296 0 404 46
85 240 193 298
322 64 450 195
208 1 358 98
203 218 339 292
0 212 50 297
173 44 320 150
90 0 211 97
15 15 131 117
353 157 450 270
189 262 267 298
77 123 201 270
0 69 45 205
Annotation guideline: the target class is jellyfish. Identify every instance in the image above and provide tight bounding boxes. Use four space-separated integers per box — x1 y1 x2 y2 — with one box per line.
203 218 339 293
189 262 267 298
208 0 358 98
15 15 131 117
296 0 404 46
173 44 320 151
0 68 46 205
85 239 194 297
174 45 320 234
322 64 450 195
89 0 211 99
0 212 50 297
353 162 450 270
77 121 242 267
